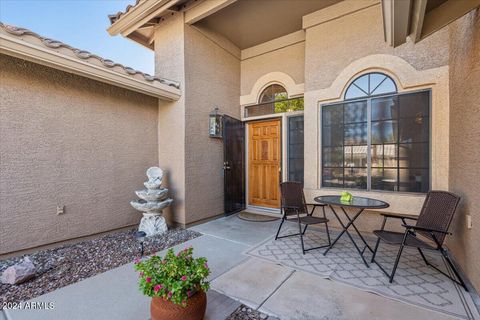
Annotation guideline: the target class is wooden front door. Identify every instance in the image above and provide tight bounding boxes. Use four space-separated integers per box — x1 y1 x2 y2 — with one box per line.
248 119 281 208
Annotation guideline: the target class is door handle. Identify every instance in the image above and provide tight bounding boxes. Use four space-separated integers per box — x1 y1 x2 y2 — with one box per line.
223 161 231 170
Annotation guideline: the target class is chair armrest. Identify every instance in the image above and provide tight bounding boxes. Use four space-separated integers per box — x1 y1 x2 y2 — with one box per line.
378 213 418 231
381 213 418 221
402 224 451 235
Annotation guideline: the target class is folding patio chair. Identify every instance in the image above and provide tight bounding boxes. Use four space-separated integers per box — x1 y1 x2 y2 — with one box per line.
371 190 468 291
275 181 331 254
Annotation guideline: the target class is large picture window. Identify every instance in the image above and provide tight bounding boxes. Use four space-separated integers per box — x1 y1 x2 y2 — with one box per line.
321 73 430 193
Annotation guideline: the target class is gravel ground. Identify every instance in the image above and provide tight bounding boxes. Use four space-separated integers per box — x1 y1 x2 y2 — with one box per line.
227 305 272 320
0 228 201 305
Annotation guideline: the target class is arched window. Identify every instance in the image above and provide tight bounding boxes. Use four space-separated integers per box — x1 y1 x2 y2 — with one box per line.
322 72 431 194
259 84 288 103
345 72 397 100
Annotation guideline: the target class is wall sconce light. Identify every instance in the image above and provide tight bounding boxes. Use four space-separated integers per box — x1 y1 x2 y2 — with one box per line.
209 107 223 138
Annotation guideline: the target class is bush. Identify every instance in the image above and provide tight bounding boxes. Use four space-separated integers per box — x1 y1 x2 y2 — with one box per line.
134 247 210 306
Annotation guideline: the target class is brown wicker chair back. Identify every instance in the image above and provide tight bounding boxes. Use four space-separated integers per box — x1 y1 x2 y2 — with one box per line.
416 190 461 245
280 181 307 215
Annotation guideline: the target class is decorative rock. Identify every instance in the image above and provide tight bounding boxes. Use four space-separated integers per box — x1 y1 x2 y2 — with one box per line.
0 228 201 305
1 257 36 285
227 304 271 320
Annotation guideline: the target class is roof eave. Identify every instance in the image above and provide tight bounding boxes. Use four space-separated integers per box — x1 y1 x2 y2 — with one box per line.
107 0 176 37
0 33 181 101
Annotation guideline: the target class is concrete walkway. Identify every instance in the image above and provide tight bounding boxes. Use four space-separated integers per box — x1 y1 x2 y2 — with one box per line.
2 214 466 319
193 215 459 320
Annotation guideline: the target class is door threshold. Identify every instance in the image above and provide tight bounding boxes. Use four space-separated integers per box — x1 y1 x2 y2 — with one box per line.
245 206 281 217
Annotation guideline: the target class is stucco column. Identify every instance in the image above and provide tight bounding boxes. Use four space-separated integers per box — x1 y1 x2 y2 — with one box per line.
154 14 187 226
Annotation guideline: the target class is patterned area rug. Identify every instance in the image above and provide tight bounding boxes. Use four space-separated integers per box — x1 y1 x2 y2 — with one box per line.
246 227 479 320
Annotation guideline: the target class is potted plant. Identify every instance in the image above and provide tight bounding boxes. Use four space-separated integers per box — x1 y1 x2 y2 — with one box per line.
134 247 210 320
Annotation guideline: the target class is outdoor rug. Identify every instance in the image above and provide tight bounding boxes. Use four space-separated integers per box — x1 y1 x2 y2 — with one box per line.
246 227 480 319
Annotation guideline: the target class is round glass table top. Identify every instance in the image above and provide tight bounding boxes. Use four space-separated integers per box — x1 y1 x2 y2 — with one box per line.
314 195 390 209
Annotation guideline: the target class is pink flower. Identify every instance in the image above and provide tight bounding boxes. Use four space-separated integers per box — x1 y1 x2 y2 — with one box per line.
146 277 152 283
168 291 173 298
134 258 141 264
181 276 187 281
139 272 144 277
154 284 163 293
204 262 209 269
187 290 193 297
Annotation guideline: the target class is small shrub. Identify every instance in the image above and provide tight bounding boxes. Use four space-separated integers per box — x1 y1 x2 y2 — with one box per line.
134 247 210 306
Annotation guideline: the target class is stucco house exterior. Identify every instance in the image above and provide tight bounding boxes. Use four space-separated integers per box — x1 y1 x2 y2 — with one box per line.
1 0 479 294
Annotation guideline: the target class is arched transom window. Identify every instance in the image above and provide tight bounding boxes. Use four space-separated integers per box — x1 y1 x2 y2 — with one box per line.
244 84 304 118
345 72 397 100
259 84 288 103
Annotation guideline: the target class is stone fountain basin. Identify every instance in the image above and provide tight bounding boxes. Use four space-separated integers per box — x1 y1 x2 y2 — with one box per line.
144 180 162 189
130 199 173 213
135 189 168 201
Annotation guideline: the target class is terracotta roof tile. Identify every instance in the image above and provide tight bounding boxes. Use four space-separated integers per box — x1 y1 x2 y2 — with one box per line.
108 0 142 24
0 22 180 89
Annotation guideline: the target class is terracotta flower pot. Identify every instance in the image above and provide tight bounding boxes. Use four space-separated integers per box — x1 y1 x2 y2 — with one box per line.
150 291 207 320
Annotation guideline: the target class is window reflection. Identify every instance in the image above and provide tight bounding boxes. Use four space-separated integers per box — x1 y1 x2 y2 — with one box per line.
288 116 304 183
322 88 430 193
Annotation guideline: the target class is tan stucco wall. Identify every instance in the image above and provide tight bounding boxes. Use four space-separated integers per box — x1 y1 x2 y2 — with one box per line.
0 55 158 254
183 25 240 224
154 14 187 225
153 15 241 225
241 41 305 96
447 9 480 291
304 3 449 92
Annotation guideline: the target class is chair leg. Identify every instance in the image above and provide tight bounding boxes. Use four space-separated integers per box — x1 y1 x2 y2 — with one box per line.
389 243 405 283
302 224 308 235
371 238 381 263
442 249 468 292
275 217 285 240
371 215 387 263
417 248 431 266
298 219 305 255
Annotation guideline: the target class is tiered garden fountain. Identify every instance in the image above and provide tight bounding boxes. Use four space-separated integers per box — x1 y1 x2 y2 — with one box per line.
130 167 173 236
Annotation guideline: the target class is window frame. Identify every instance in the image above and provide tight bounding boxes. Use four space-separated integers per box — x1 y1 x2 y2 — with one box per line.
320 88 432 194
344 72 398 101
287 114 305 184
259 84 288 103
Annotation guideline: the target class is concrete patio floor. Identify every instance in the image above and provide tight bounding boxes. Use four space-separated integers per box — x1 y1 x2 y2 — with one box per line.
1 214 469 320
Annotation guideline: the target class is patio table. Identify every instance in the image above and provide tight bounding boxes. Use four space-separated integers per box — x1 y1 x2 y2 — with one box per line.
314 195 389 267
